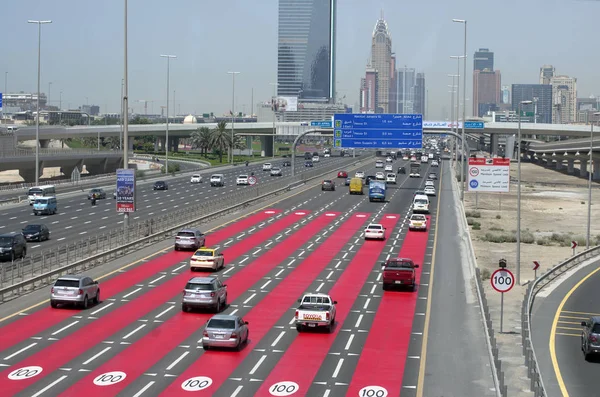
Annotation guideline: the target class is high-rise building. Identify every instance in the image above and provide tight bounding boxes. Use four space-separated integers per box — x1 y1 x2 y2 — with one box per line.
474 48 494 71
414 73 426 115
389 54 397 113
473 69 501 117
551 75 577 123
359 67 378 113
511 84 552 123
370 17 392 113
277 0 336 102
397 67 415 113
501 85 510 104
539 65 555 85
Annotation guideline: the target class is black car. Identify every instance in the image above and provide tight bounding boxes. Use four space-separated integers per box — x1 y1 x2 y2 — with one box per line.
398 167 406 174
305 161 313 167
153 181 168 190
0 233 27 261
282 161 291 167
365 175 376 184
88 188 107 200
321 180 336 191
304 152 312 160
22 224 50 242
345 177 351 186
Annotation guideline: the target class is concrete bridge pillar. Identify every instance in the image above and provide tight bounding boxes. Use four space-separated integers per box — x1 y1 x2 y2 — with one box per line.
594 161 600 181
581 160 588 178
490 134 499 157
169 137 180 152
19 161 44 183
85 158 108 175
60 160 83 178
260 135 274 157
39 139 50 148
567 159 575 174
556 161 563 171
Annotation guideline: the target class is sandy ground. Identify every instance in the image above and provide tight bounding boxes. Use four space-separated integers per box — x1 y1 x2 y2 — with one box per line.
463 161 596 396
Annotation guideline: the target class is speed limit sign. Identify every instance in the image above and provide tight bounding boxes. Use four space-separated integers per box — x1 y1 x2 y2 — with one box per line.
491 269 514 293
248 176 258 185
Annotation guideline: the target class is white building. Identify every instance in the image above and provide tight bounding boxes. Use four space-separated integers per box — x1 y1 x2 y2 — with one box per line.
551 75 577 124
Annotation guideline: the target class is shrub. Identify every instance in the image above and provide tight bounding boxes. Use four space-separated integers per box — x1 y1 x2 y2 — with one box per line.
135 170 145 178
472 222 481 230
467 218 475 225
480 268 491 280
495 214 501 219
489 226 504 231
481 232 517 243
537 238 551 246
465 211 481 218
521 231 535 244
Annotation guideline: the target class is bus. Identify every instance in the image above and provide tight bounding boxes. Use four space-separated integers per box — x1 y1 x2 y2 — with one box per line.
368 180 386 202
409 163 421 178
28 185 56 205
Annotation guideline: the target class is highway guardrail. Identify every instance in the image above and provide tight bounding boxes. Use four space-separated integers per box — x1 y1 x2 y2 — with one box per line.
0 154 373 302
521 244 600 397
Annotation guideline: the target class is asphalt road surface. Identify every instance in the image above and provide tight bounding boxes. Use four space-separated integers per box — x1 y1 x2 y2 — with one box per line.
0 156 444 397
0 156 353 254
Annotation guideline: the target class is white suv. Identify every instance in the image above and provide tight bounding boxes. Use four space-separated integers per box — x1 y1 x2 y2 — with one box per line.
236 175 249 185
190 174 203 183
386 173 397 184
262 163 272 171
210 174 224 187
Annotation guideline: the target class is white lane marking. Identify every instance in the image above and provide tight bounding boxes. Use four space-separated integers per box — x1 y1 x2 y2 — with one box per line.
239 257 249 264
155 306 175 319
344 334 355 350
222 267 235 275
82 347 111 365
123 287 142 298
150 275 166 284
79 231 87 235
65 226 72 229
249 355 267 375
332 358 344 378
57 237 65 241
132 381 156 397
90 303 114 315
370 284 377 294
31 244 40 249
260 280 272 290
52 321 79 336
275 269 285 277
30 375 67 397
271 331 286 347
123 324 146 339
253 248 262 255
315 282 325 292
326 271 334 279
355 314 363 328
3 342 37 360
243 293 256 305
230 385 244 397
165 351 189 371
172 264 186 272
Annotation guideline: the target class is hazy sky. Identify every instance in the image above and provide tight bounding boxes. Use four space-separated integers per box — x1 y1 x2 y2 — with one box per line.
3 0 600 119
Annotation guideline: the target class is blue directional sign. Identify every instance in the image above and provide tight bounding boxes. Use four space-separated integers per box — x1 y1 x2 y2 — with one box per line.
332 113 423 149
464 121 484 129
310 120 332 128
0 93 3 111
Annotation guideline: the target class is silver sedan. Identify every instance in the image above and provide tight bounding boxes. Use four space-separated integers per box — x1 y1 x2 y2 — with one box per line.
202 314 249 351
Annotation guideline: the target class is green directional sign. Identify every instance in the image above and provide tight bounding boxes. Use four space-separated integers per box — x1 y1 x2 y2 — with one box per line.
520 111 534 117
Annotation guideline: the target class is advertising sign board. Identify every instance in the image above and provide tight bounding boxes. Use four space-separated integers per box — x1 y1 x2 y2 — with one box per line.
275 97 298 112
116 168 136 213
333 113 422 149
467 158 510 192
422 121 485 129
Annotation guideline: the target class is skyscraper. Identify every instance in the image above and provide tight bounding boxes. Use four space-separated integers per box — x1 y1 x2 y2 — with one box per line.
551 75 577 123
473 69 501 117
473 48 494 71
414 73 426 115
359 67 378 113
397 67 415 113
511 84 552 123
539 65 555 85
370 17 392 113
277 0 336 102
501 85 510 104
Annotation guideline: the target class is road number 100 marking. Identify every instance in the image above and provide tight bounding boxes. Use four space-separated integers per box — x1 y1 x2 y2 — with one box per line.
93 371 127 386
8 366 43 380
181 376 212 391
269 381 299 396
359 385 388 397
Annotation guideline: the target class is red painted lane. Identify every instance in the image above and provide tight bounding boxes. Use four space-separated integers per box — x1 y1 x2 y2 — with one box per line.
255 214 401 396
0 209 277 353
160 212 370 396
345 216 431 397
0 209 297 395
61 211 339 396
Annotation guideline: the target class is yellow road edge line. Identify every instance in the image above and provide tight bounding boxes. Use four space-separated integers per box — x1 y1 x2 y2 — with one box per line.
416 163 443 396
549 265 600 397
0 180 320 324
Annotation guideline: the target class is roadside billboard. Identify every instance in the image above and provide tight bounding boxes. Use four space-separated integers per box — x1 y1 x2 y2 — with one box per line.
274 96 298 112
116 168 136 212
467 158 510 192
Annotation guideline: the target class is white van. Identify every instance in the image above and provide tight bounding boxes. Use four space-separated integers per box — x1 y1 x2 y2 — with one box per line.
28 185 56 205
413 194 430 214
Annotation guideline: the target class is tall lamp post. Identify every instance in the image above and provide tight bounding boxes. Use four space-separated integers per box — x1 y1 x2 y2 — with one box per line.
269 82 278 158
2 72 6 125
28 19 52 186
453 18 467 201
448 75 459 167
227 71 240 164
48 82 52 107
123 0 130 230
516 99 533 285
451 56 466 186
587 112 600 249
160 54 176 173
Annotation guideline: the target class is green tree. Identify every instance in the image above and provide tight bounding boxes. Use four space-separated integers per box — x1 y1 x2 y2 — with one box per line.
130 116 152 125
233 134 247 151
190 126 212 155
210 121 231 163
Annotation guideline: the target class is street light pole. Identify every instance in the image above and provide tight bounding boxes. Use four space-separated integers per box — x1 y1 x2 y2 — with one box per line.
160 54 176 173
48 82 52 107
228 71 240 164
587 112 600 249
2 72 6 125
28 19 52 186
270 82 278 158
123 0 130 230
120 79 124 150
453 18 468 201
451 56 465 188
517 99 533 285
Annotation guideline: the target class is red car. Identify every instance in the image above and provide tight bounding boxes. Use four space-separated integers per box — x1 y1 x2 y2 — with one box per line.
381 258 419 291
337 171 348 178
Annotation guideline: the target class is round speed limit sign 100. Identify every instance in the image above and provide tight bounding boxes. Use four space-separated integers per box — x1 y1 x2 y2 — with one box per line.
490 268 515 293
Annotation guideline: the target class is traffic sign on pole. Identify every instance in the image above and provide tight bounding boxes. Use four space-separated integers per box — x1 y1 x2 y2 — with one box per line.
248 176 257 186
532 260 540 280
491 268 514 333
571 240 578 256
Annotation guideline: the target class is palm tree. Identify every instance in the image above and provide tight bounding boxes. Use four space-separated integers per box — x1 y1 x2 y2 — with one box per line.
210 121 231 163
190 127 212 155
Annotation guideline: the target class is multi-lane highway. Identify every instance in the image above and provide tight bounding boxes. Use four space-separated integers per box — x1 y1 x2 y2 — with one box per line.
0 156 353 253
532 260 600 397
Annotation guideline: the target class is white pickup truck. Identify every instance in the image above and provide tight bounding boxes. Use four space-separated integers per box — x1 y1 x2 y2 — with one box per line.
294 293 337 332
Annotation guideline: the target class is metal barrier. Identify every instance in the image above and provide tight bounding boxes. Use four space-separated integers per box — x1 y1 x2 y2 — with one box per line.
1 148 123 157
521 245 600 397
0 155 374 301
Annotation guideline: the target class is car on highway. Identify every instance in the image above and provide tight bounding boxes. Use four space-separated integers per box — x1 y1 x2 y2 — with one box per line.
425 179 435 187
0 233 27 261
87 188 107 200
270 167 283 176
384 164 393 172
424 186 436 196
262 163 272 171
190 174 203 183
236 175 249 185
305 161 313 167
295 293 337 332
413 194 430 213
408 214 427 231
337 171 348 178
210 174 225 187
375 161 384 168
202 314 249 350
365 175 376 184
324 153 330 158
33 196 58 216
282 160 291 167
581 317 600 360
364 223 386 240
428 173 438 180
182 276 227 313
174 228 205 251
321 180 335 191
381 258 419 291
22 224 50 242
386 173 397 184
28 185 56 205
355 171 365 179
375 172 385 181
50 274 100 309
398 166 406 174
431 160 439 167
386 157 393 163
113 191 116 199
402 155 409 160
414 190 426 197
345 177 352 186
312 156 320 163
153 181 168 190
190 247 225 271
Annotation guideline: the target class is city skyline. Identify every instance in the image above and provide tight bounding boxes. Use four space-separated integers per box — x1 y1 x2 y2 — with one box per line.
2 0 600 119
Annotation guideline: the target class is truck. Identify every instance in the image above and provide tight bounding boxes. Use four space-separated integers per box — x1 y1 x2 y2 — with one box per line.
381 257 420 291
368 180 386 202
295 293 337 332
409 163 421 178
